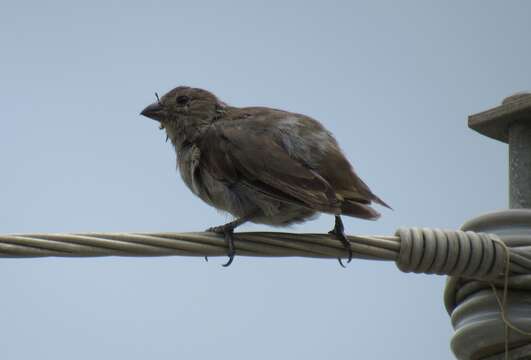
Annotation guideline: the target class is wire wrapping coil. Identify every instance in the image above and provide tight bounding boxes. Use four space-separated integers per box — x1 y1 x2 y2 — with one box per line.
395 228 507 280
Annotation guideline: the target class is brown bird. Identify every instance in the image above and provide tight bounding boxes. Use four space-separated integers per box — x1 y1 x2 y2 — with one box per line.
141 86 390 266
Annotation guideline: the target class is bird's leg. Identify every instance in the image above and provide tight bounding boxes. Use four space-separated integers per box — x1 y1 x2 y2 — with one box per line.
206 216 252 267
329 215 352 267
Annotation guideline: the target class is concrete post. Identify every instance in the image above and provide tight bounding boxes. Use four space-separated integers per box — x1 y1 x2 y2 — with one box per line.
509 120 531 208
469 92 531 208
447 93 531 359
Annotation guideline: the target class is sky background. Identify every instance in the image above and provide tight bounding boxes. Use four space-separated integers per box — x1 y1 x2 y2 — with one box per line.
1 1 530 359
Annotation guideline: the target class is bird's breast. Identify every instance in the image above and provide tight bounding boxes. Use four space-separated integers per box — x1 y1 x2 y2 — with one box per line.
176 144 232 211
177 145 204 195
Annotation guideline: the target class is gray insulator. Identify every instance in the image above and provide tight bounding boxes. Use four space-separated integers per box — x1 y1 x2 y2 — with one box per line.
447 210 531 360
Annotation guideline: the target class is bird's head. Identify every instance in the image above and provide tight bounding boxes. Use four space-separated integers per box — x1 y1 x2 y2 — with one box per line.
140 86 224 146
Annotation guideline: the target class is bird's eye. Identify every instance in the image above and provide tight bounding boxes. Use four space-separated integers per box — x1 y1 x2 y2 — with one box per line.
176 95 189 106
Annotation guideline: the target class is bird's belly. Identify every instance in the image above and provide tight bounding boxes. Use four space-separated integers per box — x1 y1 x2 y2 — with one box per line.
177 146 317 225
180 164 316 225
250 203 318 226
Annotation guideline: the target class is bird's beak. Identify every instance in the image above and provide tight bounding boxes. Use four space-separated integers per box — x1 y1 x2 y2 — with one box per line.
140 102 165 122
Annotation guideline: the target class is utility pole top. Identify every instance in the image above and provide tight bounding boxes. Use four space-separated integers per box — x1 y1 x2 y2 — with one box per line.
468 92 531 143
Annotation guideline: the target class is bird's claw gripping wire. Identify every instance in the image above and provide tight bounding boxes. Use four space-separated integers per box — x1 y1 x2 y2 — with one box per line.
206 224 237 267
329 215 352 268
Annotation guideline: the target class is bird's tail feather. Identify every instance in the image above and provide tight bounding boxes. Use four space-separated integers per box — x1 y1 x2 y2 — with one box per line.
371 194 392 210
341 200 381 220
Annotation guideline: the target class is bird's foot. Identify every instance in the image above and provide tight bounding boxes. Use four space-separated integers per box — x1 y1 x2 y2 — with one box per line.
329 215 352 267
206 223 236 267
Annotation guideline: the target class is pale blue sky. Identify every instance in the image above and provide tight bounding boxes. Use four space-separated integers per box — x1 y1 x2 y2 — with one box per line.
1 1 530 359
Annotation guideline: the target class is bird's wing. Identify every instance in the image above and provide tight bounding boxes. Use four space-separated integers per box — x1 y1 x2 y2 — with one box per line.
200 122 340 213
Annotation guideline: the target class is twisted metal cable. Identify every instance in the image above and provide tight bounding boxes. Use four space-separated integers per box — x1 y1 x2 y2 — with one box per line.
0 231 400 260
1 228 530 283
